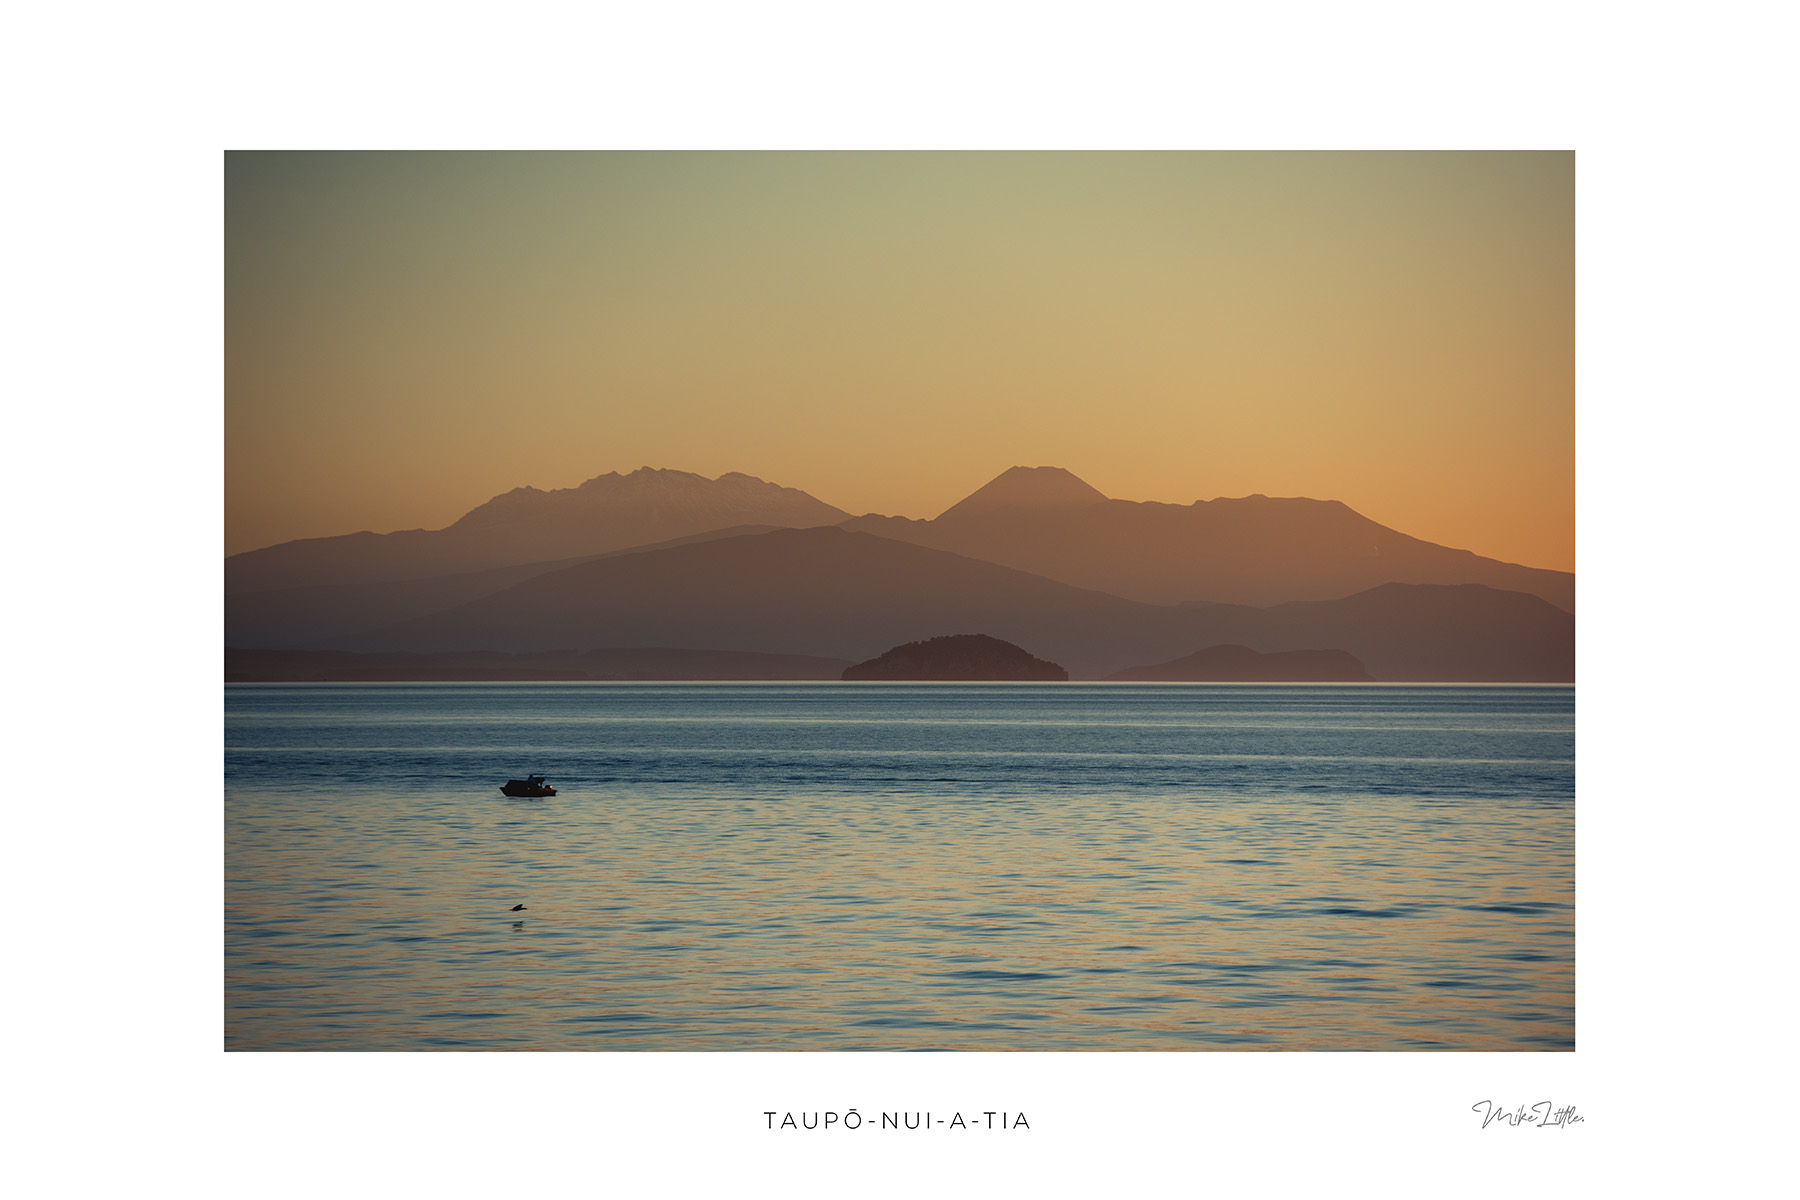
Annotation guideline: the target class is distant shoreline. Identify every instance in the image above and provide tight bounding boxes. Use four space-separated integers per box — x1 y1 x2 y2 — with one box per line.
224 647 852 683
225 649 1572 685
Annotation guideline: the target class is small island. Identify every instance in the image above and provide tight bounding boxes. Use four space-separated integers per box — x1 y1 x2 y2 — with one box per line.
1106 644 1373 682
842 634 1069 681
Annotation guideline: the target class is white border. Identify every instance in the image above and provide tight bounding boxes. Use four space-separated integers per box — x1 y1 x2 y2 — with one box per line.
16 2 1791 1194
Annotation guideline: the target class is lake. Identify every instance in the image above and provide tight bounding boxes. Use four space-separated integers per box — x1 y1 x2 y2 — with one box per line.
225 682 1574 1050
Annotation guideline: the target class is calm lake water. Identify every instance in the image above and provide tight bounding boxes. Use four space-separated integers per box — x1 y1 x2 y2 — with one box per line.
225 682 1574 1051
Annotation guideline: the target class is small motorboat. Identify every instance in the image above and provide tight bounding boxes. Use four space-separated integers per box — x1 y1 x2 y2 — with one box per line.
500 774 557 798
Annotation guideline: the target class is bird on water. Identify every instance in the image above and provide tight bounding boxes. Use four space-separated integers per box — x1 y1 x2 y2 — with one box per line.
511 904 526 912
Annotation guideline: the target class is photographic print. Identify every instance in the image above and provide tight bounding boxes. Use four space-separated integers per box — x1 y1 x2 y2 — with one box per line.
224 151 1573 1052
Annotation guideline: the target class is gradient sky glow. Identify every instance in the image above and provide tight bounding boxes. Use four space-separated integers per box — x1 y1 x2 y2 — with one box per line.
226 151 1573 570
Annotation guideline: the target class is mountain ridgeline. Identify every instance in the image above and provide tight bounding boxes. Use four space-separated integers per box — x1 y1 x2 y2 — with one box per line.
843 466 1573 611
226 468 850 595
227 466 1574 681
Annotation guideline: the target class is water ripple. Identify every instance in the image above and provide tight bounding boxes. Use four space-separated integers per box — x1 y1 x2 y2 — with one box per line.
226 682 1574 1051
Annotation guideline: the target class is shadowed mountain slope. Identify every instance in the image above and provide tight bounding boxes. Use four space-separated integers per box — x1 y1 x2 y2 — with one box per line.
1250 582 1573 682
226 524 784 648
322 527 1211 679
227 468 848 594
843 468 1573 612
321 526 1573 681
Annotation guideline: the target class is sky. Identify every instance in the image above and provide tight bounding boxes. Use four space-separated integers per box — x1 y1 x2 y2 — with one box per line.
226 151 1573 570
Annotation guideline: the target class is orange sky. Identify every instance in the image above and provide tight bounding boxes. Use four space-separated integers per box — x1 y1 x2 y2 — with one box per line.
226 152 1572 570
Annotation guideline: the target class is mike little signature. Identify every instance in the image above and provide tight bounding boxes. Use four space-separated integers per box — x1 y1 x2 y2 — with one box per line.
1472 1101 1585 1129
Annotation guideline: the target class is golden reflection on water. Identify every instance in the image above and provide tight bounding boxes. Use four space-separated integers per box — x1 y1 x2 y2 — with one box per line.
228 782 1572 1051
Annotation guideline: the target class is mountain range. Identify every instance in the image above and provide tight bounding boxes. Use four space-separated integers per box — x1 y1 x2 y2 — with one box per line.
227 466 1575 681
844 466 1573 610
226 468 848 594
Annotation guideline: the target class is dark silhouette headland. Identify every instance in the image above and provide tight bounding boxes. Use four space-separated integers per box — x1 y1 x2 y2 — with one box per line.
842 634 1068 681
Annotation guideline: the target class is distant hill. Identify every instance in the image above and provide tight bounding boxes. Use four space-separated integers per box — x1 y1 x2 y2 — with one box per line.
842 634 1067 681
321 526 1203 678
1246 582 1573 682
1106 644 1372 682
226 468 849 594
226 524 785 649
843 467 1573 612
319 526 1573 681
226 647 851 682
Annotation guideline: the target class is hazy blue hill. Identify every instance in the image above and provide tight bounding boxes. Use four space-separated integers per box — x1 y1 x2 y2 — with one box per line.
842 634 1068 680
226 468 849 594
1107 644 1373 682
843 466 1574 612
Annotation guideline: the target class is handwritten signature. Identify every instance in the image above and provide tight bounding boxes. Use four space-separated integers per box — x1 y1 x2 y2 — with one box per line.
1472 1101 1584 1129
